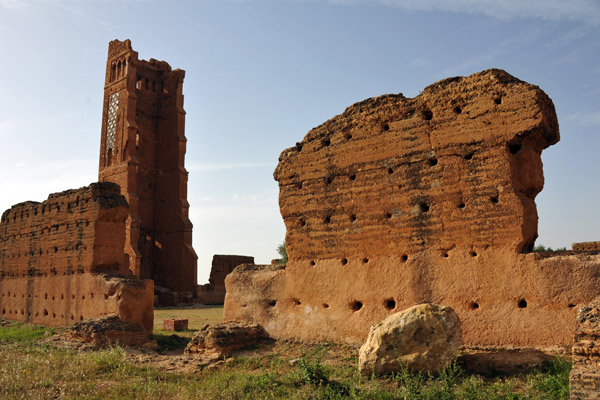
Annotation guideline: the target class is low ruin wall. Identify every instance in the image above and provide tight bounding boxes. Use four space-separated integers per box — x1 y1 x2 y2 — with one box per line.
198 255 254 304
570 298 600 399
224 69 600 348
0 183 153 330
0 273 153 330
573 241 600 252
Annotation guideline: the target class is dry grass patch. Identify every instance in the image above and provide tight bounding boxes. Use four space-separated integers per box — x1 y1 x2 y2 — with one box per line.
0 317 571 399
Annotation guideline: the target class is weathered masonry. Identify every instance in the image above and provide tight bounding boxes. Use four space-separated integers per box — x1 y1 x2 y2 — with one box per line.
0 183 153 330
224 69 600 348
570 299 600 400
197 255 255 304
98 40 198 297
573 241 600 252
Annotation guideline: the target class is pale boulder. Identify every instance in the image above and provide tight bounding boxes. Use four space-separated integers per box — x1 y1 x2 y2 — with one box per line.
358 303 461 375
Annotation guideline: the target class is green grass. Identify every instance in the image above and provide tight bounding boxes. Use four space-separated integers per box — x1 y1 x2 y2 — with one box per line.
0 320 572 399
152 306 224 351
152 305 224 342
0 321 54 343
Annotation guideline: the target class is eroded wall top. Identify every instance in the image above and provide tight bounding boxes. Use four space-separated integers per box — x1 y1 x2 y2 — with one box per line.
0 182 130 278
274 69 559 261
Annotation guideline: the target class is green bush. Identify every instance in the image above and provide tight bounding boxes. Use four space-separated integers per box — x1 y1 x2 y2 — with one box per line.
277 241 288 264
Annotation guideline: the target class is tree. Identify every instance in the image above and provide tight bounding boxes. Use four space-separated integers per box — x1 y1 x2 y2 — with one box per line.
277 241 288 264
533 244 567 252
534 244 552 252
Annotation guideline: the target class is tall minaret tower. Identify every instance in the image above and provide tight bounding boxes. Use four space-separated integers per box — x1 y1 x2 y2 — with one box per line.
99 39 197 297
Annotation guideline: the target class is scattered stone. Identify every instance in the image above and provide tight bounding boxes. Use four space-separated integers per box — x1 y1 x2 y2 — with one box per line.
184 322 270 358
358 303 461 375
458 348 554 376
65 314 156 349
289 357 301 366
163 318 188 331
570 299 600 400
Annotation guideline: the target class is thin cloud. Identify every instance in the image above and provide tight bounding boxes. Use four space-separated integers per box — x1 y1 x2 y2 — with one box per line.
329 0 600 26
188 162 275 172
545 25 593 49
0 158 97 213
568 110 600 128
443 26 544 75
411 57 429 68
4 0 600 25
0 0 119 30
0 0 28 10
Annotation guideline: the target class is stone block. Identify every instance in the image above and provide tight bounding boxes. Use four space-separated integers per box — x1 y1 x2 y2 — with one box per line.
163 318 188 331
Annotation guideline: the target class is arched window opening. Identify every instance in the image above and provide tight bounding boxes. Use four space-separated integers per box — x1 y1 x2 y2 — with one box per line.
106 148 113 166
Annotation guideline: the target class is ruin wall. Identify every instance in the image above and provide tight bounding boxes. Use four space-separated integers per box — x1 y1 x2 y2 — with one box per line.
0 183 153 330
570 299 600 399
224 69 600 347
573 241 600 252
197 255 254 304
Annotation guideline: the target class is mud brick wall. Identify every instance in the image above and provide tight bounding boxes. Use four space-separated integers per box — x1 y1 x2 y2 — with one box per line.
275 69 557 259
570 299 600 399
98 39 197 296
225 69 600 347
198 255 254 304
0 182 129 277
573 241 600 252
0 182 154 330
0 273 153 330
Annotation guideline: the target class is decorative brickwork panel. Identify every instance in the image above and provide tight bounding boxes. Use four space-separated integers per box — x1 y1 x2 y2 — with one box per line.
225 70 600 347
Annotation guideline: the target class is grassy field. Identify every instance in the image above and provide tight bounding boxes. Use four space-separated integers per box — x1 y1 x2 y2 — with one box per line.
0 308 571 400
153 305 223 342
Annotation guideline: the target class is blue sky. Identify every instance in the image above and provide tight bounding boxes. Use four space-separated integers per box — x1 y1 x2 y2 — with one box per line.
0 0 598 283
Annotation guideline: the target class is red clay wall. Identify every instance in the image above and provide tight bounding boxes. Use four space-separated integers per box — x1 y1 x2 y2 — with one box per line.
197 255 254 304
224 69 600 348
1 182 129 277
573 241 600 252
0 183 153 330
98 39 197 296
0 273 153 330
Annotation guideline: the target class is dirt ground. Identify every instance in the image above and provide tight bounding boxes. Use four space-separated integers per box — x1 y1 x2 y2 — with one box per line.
42 305 568 378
